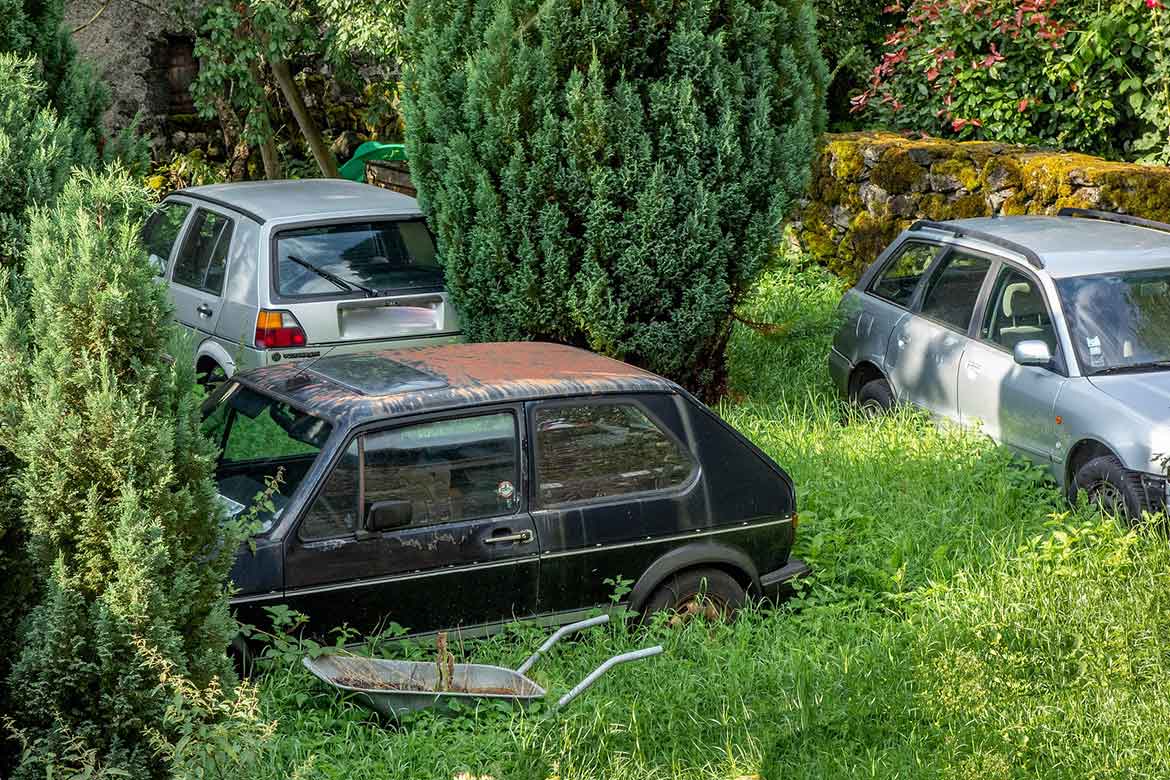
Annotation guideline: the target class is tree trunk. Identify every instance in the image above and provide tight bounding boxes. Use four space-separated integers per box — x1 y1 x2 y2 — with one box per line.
258 135 282 180
247 62 283 179
269 57 339 178
213 97 253 181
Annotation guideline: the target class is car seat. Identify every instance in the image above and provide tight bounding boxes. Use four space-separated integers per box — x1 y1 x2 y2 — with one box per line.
998 282 1054 352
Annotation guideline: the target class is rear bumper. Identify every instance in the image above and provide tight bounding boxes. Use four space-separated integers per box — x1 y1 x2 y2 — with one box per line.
249 332 464 371
759 557 811 600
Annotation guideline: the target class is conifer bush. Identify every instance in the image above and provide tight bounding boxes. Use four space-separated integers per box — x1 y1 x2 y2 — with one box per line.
0 54 74 266
402 0 827 397
3 168 245 779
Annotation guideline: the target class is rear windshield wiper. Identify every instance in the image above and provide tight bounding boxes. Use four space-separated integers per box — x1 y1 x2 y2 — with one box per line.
1091 360 1170 376
286 254 378 297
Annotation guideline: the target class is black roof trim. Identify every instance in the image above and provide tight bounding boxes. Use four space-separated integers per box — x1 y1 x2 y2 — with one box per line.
909 219 1045 269
1057 207 1170 235
174 190 265 225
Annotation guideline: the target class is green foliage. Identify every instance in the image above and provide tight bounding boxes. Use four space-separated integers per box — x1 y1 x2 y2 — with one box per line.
855 0 1170 161
239 259 1170 778
814 0 900 126
4 167 248 779
0 0 107 164
403 0 828 398
0 54 74 267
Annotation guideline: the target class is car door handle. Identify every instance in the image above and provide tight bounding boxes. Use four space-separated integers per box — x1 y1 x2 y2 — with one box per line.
196 303 214 318
485 529 534 545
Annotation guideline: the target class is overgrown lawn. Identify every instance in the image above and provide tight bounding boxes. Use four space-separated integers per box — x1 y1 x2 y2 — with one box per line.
250 260 1170 779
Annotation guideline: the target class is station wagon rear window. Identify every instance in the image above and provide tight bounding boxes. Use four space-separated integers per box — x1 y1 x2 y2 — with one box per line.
274 220 443 298
534 402 695 507
202 384 333 533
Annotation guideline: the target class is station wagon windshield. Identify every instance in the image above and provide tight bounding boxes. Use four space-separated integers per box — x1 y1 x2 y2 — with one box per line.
202 384 332 533
274 219 443 297
1057 268 1170 375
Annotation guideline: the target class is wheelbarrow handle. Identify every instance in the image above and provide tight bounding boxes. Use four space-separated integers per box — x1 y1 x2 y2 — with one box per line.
515 614 610 676
554 645 663 712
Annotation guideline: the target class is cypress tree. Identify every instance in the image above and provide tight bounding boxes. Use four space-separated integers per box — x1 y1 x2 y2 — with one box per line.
4 168 240 778
403 0 827 397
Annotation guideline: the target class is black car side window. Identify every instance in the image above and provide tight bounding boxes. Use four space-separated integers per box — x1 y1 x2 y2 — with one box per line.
172 208 234 295
870 242 939 307
534 402 695 508
361 412 520 528
918 250 993 332
299 441 360 540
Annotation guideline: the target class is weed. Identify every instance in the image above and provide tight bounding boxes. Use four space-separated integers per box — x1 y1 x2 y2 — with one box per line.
240 259 1170 779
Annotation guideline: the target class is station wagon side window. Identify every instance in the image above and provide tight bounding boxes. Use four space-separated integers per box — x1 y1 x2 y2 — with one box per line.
917 250 993 332
172 208 234 295
869 241 939 307
981 266 1059 356
142 201 191 276
533 401 696 508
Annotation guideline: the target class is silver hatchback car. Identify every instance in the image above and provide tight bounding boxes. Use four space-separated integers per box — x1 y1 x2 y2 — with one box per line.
143 179 462 384
830 208 1170 518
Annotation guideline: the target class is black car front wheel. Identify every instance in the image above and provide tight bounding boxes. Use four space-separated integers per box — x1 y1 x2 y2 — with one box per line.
1072 455 1149 522
642 567 746 625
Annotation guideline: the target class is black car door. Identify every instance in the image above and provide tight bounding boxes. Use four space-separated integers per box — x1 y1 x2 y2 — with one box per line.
282 405 540 639
527 394 704 613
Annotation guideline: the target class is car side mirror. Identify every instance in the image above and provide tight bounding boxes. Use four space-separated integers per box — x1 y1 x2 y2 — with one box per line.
1013 339 1053 367
366 499 412 532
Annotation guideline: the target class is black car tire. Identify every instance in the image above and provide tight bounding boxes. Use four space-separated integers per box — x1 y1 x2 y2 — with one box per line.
857 378 894 416
1072 455 1149 522
642 567 746 624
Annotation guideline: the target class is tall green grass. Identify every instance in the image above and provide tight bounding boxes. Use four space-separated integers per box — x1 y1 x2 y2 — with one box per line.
251 260 1170 779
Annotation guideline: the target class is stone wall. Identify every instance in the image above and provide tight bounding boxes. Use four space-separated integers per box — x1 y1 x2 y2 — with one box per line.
793 132 1170 281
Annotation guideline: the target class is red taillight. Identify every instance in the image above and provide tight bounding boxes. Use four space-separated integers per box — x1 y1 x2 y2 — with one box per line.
255 309 307 349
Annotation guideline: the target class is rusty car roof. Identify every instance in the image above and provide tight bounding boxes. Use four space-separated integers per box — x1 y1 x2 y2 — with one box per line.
235 342 680 427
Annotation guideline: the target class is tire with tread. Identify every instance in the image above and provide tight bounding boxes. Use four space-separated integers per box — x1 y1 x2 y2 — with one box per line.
857 378 894 415
641 567 746 622
1072 454 1149 522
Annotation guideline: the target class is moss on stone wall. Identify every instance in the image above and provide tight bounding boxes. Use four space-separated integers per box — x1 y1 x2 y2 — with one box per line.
794 132 1170 281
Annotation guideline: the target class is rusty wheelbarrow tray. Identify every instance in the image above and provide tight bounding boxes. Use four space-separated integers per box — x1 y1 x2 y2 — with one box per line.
302 615 662 718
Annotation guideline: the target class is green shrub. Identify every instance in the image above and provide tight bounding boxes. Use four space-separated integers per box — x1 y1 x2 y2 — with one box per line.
0 0 107 164
0 54 74 267
403 0 827 398
4 167 246 779
854 0 1170 161
814 0 900 126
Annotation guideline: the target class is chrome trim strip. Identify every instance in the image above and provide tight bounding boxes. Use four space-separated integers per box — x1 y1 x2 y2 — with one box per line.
265 554 541 602
538 516 793 560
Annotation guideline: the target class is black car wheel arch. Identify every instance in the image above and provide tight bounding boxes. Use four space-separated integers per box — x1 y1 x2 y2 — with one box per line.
627 542 758 615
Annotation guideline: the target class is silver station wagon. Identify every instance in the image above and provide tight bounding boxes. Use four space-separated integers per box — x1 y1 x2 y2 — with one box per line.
830 209 1170 519
143 179 462 385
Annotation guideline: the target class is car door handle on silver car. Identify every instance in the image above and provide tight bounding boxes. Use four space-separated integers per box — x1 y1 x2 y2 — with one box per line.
485 529 534 544
196 303 214 318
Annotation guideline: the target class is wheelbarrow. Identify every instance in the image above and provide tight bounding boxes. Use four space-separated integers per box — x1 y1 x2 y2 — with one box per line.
302 615 662 718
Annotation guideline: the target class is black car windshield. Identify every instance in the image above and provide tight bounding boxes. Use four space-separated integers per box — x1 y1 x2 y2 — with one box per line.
274 219 443 297
201 383 333 533
1056 268 1170 375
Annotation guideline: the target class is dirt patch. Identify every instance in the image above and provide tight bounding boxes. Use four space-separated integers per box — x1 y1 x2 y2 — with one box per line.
333 675 518 696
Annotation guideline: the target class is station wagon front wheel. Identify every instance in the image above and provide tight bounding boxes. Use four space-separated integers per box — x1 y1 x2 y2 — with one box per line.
857 378 894 416
1072 455 1147 522
642 567 746 626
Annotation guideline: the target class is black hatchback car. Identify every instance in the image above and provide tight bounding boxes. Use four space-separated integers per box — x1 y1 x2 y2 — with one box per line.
204 343 806 639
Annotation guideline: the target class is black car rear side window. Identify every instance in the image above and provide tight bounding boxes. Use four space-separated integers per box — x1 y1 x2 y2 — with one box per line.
869 241 939 307
533 401 695 508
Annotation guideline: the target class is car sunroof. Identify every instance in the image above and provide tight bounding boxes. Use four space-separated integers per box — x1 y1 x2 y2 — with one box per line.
306 353 447 396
